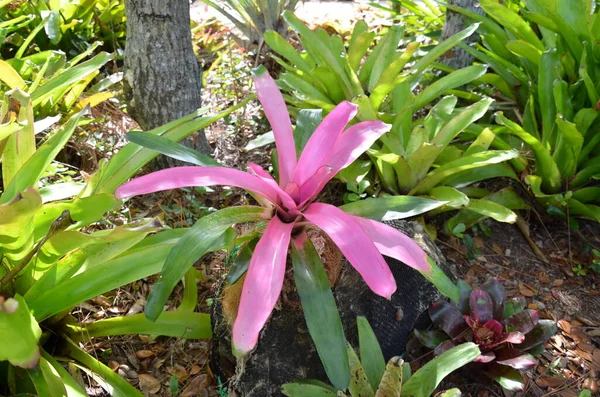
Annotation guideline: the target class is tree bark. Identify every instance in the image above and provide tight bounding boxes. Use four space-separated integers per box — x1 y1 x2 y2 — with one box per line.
440 0 483 69
124 0 211 169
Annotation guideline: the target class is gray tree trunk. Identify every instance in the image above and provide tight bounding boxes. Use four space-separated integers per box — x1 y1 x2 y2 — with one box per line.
440 0 483 69
124 0 211 169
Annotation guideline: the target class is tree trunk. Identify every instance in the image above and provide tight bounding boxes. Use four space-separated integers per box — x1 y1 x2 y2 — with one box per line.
124 0 211 169
440 0 483 69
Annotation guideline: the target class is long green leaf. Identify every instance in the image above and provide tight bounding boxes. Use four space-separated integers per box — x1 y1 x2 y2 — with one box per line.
1 107 87 204
412 65 488 111
30 52 113 106
553 117 583 179
40 350 87 397
401 343 480 397
27 240 177 321
125 131 221 166
340 196 446 221
92 98 252 195
357 317 385 392
495 112 562 193
409 150 519 195
68 311 211 340
291 232 350 391
63 338 143 397
145 206 266 321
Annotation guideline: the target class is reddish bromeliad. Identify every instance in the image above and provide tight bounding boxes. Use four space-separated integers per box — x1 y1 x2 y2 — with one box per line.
116 66 449 357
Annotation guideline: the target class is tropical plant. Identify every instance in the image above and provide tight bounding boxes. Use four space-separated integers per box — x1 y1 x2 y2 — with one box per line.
115 66 460 390
0 0 126 57
282 316 480 397
263 12 526 229
0 84 249 394
0 50 115 118
202 0 299 48
368 0 445 40
414 279 558 391
450 0 600 221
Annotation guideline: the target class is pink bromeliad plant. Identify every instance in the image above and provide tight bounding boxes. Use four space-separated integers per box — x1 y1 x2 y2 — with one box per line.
116 66 457 389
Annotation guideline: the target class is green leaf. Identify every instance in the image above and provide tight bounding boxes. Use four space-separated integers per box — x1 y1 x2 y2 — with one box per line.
2 89 35 190
0 60 26 89
421 257 460 303
495 112 562 193
126 131 221 166
178 268 200 312
538 49 560 145
357 317 386 391
291 233 350 391
347 343 375 397
226 238 259 285
282 382 337 397
145 206 266 321
401 343 480 397
412 65 488 111
27 356 67 397
375 357 404 397
0 294 42 369
0 188 41 262
505 40 542 65
553 117 583 179
409 150 519 195
92 99 251 195
463 199 518 223
40 350 87 396
68 311 211 340
41 10 61 44
63 338 144 397
1 107 87 204
27 238 178 321
479 0 544 51
428 186 469 209
340 196 446 221
30 52 113 106
244 131 275 151
294 109 323 153
264 30 315 74
486 365 525 391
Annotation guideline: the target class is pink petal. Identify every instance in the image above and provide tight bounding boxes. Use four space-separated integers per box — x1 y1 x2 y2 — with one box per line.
298 165 334 205
248 162 297 211
474 352 496 363
115 166 284 205
293 101 358 186
253 68 297 187
232 216 295 356
351 216 431 273
302 203 396 298
329 120 391 172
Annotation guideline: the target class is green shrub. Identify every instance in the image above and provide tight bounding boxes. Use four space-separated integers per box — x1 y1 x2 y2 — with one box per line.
452 0 600 221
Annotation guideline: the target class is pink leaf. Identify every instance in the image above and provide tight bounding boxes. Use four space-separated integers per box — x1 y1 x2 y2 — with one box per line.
247 163 297 210
115 166 284 205
330 120 391 172
293 101 358 186
252 68 297 187
298 165 334 205
302 203 396 298
351 216 431 273
232 216 295 356
475 351 496 363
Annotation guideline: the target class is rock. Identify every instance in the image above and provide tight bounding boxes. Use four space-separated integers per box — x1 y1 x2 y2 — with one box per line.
211 220 456 397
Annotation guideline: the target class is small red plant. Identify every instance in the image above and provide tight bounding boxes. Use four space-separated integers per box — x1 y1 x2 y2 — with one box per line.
415 279 557 391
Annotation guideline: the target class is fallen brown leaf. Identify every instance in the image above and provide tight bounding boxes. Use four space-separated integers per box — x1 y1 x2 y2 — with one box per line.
135 350 155 359
180 374 208 397
552 279 565 287
535 376 565 389
190 365 201 375
491 243 504 256
138 373 161 394
519 283 537 297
